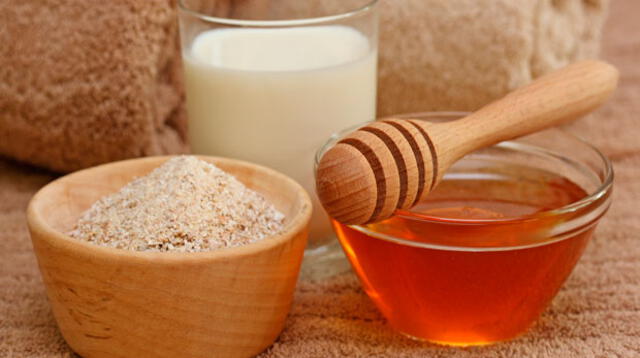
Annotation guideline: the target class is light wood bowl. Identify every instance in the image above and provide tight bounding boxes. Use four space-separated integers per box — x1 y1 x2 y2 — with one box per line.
27 156 312 358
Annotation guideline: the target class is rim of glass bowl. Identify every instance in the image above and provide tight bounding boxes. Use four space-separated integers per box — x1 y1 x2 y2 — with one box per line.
314 111 614 249
178 0 378 27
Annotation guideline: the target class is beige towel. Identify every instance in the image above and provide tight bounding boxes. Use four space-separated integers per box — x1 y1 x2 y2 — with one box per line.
377 0 610 116
0 0 188 173
0 0 607 172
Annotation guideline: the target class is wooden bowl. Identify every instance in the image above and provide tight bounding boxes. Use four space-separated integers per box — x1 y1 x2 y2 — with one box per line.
27 156 312 358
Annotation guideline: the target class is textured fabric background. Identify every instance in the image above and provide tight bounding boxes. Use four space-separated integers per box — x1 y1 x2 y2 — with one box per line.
1 0 638 357
0 0 188 173
377 0 609 116
0 0 607 173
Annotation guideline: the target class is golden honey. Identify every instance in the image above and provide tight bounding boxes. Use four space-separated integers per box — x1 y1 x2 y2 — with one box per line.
332 167 595 345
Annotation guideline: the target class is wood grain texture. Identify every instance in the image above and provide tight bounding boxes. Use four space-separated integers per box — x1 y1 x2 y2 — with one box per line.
26 156 312 358
316 60 619 224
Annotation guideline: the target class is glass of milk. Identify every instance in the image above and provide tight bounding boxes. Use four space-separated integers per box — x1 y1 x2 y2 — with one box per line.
178 0 378 271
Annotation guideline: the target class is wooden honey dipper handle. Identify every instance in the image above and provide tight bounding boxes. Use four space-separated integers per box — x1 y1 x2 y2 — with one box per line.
316 60 619 225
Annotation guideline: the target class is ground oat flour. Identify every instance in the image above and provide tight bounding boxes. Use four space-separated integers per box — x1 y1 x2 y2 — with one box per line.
69 156 285 252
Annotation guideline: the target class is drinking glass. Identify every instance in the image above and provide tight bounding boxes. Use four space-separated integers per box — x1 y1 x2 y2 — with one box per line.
178 0 378 274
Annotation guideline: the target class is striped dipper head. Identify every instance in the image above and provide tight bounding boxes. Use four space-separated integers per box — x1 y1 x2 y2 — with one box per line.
316 119 439 225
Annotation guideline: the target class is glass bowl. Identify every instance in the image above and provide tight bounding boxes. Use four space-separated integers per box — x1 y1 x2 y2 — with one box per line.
315 112 613 346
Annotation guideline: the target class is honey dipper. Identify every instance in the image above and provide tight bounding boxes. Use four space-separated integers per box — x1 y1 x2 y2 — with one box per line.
316 60 619 225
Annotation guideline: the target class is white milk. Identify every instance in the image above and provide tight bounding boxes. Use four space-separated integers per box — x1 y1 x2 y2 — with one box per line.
183 26 377 244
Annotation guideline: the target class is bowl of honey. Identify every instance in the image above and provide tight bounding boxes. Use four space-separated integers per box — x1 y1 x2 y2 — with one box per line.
316 112 613 346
